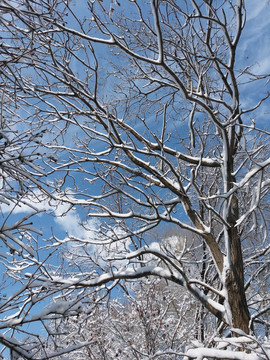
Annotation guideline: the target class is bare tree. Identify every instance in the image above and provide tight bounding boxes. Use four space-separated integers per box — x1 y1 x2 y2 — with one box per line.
45 277 199 360
0 0 270 358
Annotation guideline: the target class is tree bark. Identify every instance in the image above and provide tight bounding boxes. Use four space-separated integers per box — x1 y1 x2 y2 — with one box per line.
226 233 250 333
226 195 250 333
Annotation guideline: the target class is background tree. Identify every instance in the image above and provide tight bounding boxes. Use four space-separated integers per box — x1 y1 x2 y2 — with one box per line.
44 277 198 360
43 231 220 359
0 0 269 358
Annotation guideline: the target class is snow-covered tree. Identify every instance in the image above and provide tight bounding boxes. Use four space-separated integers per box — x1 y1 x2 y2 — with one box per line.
44 277 198 360
42 232 212 359
0 0 269 358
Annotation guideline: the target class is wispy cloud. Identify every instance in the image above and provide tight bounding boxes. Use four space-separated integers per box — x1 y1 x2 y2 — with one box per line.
1 189 96 241
1 189 133 268
240 0 270 67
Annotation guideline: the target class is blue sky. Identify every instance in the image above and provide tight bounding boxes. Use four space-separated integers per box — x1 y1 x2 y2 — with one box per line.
1 0 269 298
238 1 270 126
1 0 269 281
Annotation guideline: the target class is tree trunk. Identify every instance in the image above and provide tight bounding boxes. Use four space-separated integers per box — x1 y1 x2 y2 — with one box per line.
224 151 250 333
225 227 250 333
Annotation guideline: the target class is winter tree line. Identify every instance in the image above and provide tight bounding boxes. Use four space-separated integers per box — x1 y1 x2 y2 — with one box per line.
0 0 269 358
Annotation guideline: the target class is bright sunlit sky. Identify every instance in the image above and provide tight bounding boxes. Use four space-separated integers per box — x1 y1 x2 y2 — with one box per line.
2 0 270 275
38 0 269 245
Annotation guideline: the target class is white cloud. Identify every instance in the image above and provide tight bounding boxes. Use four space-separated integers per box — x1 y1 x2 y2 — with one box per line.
1 188 134 268
68 224 133 269
239 1 270 59
252 57 270 76
0 189 97 241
